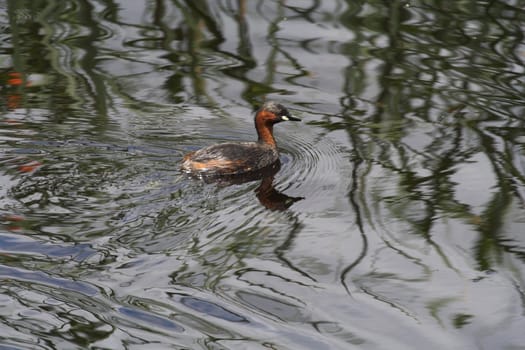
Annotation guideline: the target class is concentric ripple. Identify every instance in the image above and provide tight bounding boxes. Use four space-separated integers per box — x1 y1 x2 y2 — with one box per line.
274 123 347 210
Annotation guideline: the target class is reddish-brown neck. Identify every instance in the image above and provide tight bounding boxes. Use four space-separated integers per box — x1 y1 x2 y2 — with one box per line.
255 110 277 146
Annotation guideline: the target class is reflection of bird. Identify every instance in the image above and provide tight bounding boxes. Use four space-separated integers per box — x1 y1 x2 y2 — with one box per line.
255 175 304 211
186 161 304 211
181 101 301 176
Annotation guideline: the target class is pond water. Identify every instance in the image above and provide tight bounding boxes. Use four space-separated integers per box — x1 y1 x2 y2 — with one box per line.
1 0 525 349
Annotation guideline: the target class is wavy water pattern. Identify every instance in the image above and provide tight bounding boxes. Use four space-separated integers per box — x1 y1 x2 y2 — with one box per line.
1 0 525 349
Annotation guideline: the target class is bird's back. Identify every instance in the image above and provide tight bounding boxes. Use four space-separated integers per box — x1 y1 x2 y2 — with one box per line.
181 141 279 175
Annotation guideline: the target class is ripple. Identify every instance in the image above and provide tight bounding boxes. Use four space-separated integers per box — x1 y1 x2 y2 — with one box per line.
170 108 345 219
276 122 345 206
0 233 95 261
0 265 97 296
181 296 247 322
118 306 184 332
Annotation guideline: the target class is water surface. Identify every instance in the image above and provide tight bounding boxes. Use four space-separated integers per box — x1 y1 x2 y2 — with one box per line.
1 1 525 349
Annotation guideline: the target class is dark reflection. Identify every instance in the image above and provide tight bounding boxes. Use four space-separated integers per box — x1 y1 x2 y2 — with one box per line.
318 1 525 317
255 173 304 211
184 160 304 210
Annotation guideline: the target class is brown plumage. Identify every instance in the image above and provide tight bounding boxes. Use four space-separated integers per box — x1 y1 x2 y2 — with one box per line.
181 101 300 176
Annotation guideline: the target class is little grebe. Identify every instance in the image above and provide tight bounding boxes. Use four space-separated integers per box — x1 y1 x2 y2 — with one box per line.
181 101 300 175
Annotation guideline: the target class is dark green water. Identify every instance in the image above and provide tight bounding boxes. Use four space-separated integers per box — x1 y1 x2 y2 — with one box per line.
1 1 524 349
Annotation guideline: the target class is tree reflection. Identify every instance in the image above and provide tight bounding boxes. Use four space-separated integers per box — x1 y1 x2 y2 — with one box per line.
2 0 525 343
336 0 525 278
